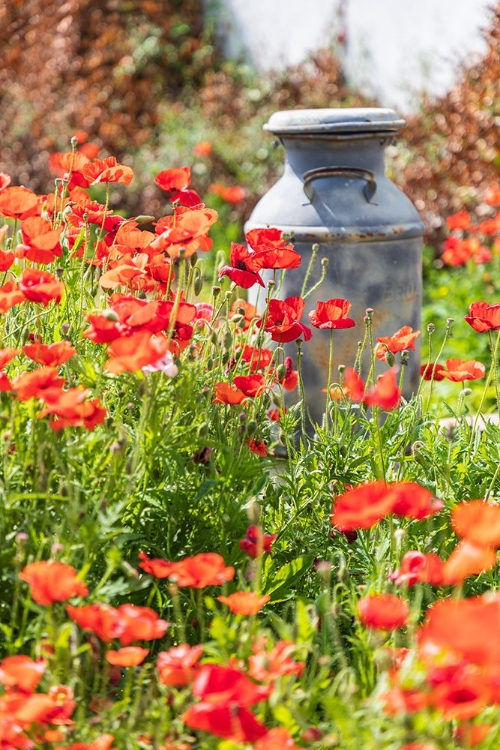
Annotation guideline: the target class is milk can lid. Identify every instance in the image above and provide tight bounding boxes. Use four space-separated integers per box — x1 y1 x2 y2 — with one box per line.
264 108 405 135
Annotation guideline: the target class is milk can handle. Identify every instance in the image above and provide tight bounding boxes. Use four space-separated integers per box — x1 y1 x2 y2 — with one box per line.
303 166 377 204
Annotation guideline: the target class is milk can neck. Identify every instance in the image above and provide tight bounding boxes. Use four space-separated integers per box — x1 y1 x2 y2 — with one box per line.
280 134 389 175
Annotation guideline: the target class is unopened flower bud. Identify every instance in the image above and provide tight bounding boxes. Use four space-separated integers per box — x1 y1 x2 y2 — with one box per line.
321 257 329 268
61 323 70 335
275 363 287 381
246 420 258 436
386 350 396 367
222 330 232 350
70 136 79 148
427 323 436 333
193 273 203 297
212 285 221 299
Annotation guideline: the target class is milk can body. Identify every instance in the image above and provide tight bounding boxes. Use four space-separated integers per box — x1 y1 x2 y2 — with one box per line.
245 108 425 425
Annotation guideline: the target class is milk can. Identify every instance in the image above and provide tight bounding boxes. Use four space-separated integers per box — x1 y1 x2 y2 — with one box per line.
245 108 425 425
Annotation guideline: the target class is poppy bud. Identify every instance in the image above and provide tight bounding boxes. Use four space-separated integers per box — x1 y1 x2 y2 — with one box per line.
134 215 156 224
275 364 287 381
190 252 199 267
70 136 79 148
210 331 219 346
385 350 396 367
246 420 258 436
400 349 410 365
223 330 232 350
193 272 203 296
321 257 329 268
61 322 70 336
102 308 119 322
212 285 221 299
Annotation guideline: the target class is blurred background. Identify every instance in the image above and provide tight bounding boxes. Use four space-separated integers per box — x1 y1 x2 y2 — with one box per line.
0 0 499 246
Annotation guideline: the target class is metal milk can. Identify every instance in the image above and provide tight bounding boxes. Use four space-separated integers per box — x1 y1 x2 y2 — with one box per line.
245 108 425 425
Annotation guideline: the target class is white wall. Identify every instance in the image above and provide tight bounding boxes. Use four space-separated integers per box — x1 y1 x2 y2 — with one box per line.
208 0 493 113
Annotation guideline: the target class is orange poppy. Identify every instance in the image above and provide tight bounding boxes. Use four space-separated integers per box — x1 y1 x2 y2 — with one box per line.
364 369 401 410
339 367 365 402
213 382 246 405
0 172 11 191
0 186 39 219
233 374 268 397
358 593 409 630
18 268 64 306
308 298 356 329
105 331 169 374
116 604 169 646
0 280 25 313
0 248 14 272
23 341 76 367
0 655 45 693
217 592 270 616
140 552 234 588
153 207 217 258
0 347 20 370
19 561 88 606
157 644 204 687
452 500 500 548
66 602 121 642
13 367 65 401
375 326 420 361
253 728 301 749
154 167 191 192
248 640 305 683
54 734 117 750
38 388 106 431
193 141 212 157
250 244 301 271
437 358 485 382
17 216 63 264
464 301 500 332
106 647 148 667
239 345 273 372
441 541 497 585
446 211 471 231
82 156 134 185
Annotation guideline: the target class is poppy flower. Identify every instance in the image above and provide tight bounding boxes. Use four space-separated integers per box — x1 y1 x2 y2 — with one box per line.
441 236 473 266
183 703 267 744
0 186 39 219
250 244 301 271
331 481 397 532
157 644 204 687
219 243 265 289
231 299 258 330
455 723 493 746
105 332 169 374
239 525 277 558
209 184 245 204
153 207 217 258
116 604 169 646
233 374 267 397
464 301 500 332
259 296 312 343
420 362 445 381
389 551 445 587
390 482 443 520
38 388 107 431
375 326 420 361
451 500 500 548
437 359 485 382
239 345 273 372
430 675 492 721
441 541 497 585
23 341 77 367
13 367 65 401
246 228 289 251
0 280 25 313
17 217 63 264
246 439 268 456
139 551 234 588
49 151 91 189
0 347 20 370
106 647 148 667
193 141 212 157
19 561 88 606
278 356 299 391
358 593 409 630
82 156 134 185
476 215 500 235
0 172 11 191
213 381 246 405
18 268 64 306
0 655 46 693
254 728 301 749
217 592 271 615
192 664 271 706
54 734 117 750
446 211 471 231
337 367 365 402
154 167 191 193
308 298 356 329
364 369 401 410
66 603 121 642
248 640 305 682
0 248 14 272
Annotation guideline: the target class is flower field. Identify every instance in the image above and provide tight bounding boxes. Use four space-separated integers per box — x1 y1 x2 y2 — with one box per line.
0 143 499 750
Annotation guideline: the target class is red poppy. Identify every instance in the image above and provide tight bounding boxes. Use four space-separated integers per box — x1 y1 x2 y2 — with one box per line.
420 362 445 381
0 280 25 313
331 481 396 532
308 298 356 329
116 604 169 646
455 723 493 746
389 551 445 587
441 236 473 266
259 296 312 343
246 439 268 456
153 207 217 258
209 184 245 204
0 186 39 219
138 551 234 588
213 381 246 405
0 347 20 370
54 734 116 750
0 172 11 191
38 387 107 431
219 243 265 289
19 561 88 606
338 367 365 402
358 593 409 630
23 341 77 367
13 367 65 401
0 655 45 693
437 358 485 382
451 500 500 548
193 141 212 157
0 248 14 272
233 374 267 397
430 675 492 721
157 644 204 687
476 214 500 235
464 301 500 332
49 151 91 189
364 369 401 410
154 167 191 193
105 332 169 374
239 525 277 558
446 211 471 231
250 244 301 271
183 703 267 744
375 326 420 361
192 664 271 706
253 728 301 749
239 345 273 372
17 217 63 264
106 647 148 667
441 540 497 585
66 603 121 642
277 356 298 391
248 640 305 682
390 482 444 520
82 156 134 185
18 268 64 306
246 228 288 251
217 592 270 615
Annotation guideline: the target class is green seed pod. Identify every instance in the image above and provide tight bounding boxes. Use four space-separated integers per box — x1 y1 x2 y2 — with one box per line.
246 420 258 436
